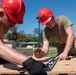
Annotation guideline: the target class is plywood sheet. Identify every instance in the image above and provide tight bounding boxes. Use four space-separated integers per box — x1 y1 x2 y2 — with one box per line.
0 63 28 74
0 57 76 74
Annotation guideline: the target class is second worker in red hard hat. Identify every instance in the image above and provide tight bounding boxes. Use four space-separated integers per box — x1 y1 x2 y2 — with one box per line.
34 8 76 61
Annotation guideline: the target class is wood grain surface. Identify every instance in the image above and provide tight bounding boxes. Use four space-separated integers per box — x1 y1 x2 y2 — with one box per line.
0 56 76 75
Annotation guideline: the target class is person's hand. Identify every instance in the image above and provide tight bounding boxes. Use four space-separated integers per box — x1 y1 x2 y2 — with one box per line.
55 52 68 61
34 49 45 58
22 57 47 75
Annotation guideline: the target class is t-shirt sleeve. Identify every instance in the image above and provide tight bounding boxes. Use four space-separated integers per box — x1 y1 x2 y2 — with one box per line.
62 16 73 30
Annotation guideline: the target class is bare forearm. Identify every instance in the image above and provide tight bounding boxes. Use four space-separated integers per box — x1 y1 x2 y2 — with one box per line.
42 41 49 55
63 34 74 54
0 41 29 65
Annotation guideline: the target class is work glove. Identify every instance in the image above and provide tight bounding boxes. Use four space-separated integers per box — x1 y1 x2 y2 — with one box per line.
0 58 10 64
22 57 47 75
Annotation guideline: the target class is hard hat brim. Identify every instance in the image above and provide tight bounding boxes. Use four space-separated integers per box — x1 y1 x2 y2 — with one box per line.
7 12 23 24
40 17 52 25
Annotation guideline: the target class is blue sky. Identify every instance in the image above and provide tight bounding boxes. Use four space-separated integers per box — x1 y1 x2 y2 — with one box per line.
1 0 76 36
21 0 76 36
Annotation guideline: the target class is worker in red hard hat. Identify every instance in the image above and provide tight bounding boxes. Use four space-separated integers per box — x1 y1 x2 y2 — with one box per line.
0 0 47 75
34 8 76 61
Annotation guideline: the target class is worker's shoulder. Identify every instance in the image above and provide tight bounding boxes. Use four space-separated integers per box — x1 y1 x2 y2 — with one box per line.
55 15 68 22
55 15 67 19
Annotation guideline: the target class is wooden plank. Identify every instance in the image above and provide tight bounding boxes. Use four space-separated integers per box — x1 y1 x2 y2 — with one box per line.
34 56 76 74
46 57 76 74
48 60 76 74
0 63 28 75
0 57 76 74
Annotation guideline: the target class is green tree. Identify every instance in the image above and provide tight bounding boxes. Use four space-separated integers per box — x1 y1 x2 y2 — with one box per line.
5 26 18 41
16 30 26 42
25 34 36 42
33 28 43 42
5 26 26 42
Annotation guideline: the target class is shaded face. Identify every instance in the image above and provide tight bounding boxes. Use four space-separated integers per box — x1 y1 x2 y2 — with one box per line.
46 16 56 28
0 11 16 29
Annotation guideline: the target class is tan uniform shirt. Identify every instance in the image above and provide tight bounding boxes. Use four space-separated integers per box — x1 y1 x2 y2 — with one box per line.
43 16 76 55
43 16 73 44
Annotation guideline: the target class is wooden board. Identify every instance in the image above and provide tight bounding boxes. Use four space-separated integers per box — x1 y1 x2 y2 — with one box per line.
48 59 76 74
0 63 28 74
0 56 76 74
44 57 76 74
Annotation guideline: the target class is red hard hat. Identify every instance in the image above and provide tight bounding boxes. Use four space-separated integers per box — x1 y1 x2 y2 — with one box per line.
1 0 25 24
38 8 53 25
